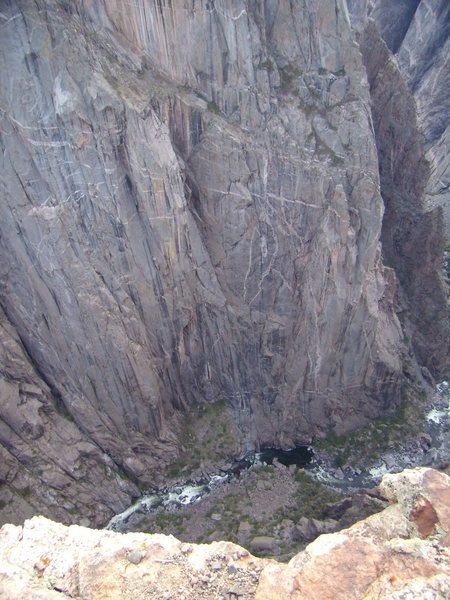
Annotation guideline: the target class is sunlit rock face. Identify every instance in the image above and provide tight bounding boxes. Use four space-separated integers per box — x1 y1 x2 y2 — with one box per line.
0 0 446 522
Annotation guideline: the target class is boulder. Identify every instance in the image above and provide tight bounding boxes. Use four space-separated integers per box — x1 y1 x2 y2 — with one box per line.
0 468 448 599
249 536 278 553
292 517 318 541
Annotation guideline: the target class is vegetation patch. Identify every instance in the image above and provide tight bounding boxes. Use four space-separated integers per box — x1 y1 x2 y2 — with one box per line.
154 512 185 530
279 63 303 93
257 58 274 72
136 462 344 561
53 394 74 422
164 399 238 480
17 486 32 498
311 130 344 165
207 100 221 114
315 382 426 468
283 470 341 520
298 100 316 117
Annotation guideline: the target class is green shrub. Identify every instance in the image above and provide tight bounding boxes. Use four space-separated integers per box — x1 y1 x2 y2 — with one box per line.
279 63 302 92
207 100 221 114
17 486 32 498
258 59 274 72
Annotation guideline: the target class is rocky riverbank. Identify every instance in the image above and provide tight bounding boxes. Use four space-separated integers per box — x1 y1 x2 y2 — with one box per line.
309 380 450 489
309 380 450 488
107 380 449 562
1 468 449 600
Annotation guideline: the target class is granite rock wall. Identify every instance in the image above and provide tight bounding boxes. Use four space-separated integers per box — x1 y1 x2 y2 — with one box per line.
0 0 446 523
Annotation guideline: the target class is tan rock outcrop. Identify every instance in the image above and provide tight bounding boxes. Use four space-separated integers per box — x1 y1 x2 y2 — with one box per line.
0 468 449 599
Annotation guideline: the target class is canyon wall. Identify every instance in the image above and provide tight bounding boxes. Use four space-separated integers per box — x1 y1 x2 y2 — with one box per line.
359 21 448 377
0 0 447 524
348 0 450 235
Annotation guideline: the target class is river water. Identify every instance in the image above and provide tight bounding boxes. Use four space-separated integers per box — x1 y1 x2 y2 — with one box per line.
308 380 450 490
106 447 313 530
106 382 449 531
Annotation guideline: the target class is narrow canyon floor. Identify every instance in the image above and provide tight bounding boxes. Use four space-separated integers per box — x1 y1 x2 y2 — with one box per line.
116 379 450 562
122 463 386 561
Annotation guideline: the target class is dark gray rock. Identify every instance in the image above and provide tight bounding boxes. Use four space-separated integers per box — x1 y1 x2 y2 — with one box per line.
369 0 421 54
359 21 449 377
322 490 387 529
292 517 319 542
249 536 277 553
126 550 143 564
350 0 450 236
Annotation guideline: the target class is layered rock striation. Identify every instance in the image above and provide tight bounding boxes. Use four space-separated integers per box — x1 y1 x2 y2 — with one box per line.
0 468 449 599
0 1 447 523
359 21 448 376
349 0 450 235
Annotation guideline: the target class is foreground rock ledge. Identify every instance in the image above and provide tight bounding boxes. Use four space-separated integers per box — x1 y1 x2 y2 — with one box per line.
1 468 449 600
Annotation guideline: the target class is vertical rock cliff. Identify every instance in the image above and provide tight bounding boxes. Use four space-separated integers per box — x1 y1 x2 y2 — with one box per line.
348 0 450 235
359 21 448 376
0 0 447 524
348 0 449 376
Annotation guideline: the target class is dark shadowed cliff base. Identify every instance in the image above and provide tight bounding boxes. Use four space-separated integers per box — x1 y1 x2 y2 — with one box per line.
0 0 448 526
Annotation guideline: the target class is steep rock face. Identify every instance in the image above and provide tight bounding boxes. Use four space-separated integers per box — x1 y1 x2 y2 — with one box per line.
0 468 449 599
359 22 448 376
0 306 138 526
349 0 450 236
0 0 444 521
347 0 421 54
396 0 450 236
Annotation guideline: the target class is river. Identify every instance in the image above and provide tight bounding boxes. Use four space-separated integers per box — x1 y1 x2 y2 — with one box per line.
106 381 449 531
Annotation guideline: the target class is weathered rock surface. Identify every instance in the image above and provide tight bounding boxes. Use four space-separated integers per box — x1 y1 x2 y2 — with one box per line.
0 468 449 599
349 0 450 235
396 0 450 236
0 306 138 527
359 21 448 376
0 0 447 521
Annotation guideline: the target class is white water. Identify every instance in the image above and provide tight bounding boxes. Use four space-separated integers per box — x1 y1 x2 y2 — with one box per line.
105 451 310 530
106 383 450 530
426 381 449 424
106 468 231 530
